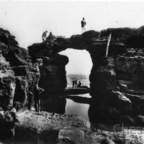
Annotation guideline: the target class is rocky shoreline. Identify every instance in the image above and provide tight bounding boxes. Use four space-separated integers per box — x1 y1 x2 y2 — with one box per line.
0 27 144 143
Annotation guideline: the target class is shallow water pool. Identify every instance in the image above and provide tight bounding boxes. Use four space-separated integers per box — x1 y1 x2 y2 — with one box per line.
65 93 91 128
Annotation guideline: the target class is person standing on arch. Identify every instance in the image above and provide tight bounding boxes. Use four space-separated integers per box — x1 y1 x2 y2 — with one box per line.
81 17 86 33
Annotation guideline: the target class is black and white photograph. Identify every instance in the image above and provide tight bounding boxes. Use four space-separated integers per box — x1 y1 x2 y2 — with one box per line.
0 0 144 143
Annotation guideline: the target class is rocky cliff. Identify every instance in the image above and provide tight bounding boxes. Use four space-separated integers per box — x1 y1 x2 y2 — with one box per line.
28 42 68 113
0 52 15 110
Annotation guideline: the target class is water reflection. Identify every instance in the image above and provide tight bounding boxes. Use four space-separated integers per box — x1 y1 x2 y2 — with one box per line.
65 98 90 128
40 91 109 131
0 92 122 144
41 96 66 114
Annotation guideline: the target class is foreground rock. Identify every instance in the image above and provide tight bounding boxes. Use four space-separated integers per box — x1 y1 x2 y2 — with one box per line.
14 111 143 144
15 110 89 144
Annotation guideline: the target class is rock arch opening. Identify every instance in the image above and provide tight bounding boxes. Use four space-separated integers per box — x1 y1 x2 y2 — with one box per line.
59 49 92 127
59 49 92 89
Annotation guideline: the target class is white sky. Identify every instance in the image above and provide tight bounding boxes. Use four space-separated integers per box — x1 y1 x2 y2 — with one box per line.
0 0 144 75
60 49 92 75
0 0 144 48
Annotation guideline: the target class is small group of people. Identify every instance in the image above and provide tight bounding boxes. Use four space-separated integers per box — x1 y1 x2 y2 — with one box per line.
72 79 77 88
42 31 55 43
42 17 86 41
72 79 82 88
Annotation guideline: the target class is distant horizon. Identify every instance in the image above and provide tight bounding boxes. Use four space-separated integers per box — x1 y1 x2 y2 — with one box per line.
67 73 89 76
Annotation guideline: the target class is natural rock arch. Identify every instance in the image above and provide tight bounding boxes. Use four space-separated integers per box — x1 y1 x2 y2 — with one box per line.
59 49 92 87
2 28 144 143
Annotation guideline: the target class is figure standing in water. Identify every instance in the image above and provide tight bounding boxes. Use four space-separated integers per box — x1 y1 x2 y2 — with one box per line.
77 81 81 88
81 17 86 33
72 80 75 88
74 79 77 87
72 79 77 88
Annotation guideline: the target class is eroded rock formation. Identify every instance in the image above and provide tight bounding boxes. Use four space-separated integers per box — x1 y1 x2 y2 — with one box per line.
27 30 144 128
0 28 144 143
28 42 68 113
0 53 15 110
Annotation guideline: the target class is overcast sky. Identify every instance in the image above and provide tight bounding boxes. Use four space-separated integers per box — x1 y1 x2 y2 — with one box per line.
0 0 144 75
60 49 92 75
1 0 144 47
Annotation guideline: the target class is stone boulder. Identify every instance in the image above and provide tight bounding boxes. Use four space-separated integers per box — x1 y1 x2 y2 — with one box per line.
100 138 115 144
0 108 18 140
15 111 88 144
109 90 132 110
58 128 86 144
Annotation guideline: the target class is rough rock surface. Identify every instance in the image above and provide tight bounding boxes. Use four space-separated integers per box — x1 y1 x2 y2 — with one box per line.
28 43 68 112
0 53 15 110
0 52 19 141
27 30 144 128
13 64 41 109
82 30 99 43
0 28 19 47
0 28 144 144
116 49 144 89
15 110 89 144
14 111 144 144
0 34 40 110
